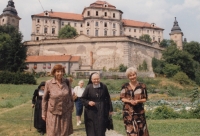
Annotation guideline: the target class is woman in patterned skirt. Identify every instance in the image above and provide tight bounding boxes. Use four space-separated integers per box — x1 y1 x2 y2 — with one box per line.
120 67 149 136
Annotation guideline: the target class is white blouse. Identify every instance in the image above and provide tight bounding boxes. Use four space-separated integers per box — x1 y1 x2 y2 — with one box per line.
73 86 85 97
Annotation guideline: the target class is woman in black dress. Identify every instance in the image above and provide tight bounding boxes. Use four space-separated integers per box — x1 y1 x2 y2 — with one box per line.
81 73 113 136
32 82 46 135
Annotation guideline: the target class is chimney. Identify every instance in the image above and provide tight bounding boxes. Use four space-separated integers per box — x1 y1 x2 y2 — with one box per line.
90 51 93 69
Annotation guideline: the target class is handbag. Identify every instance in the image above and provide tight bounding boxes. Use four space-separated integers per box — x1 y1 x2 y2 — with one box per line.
106 115 114 130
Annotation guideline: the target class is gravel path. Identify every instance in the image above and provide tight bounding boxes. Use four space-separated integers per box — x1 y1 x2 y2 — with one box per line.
106 130 124 136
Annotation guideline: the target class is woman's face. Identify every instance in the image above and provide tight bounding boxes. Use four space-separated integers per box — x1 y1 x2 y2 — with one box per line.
91 74 100 85
54 69 64 80
40 86 45 91
128 72 137 82
79 82 84 88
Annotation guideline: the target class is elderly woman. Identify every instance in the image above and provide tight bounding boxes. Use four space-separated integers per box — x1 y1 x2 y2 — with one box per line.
120 67 149 136
42 64 74 136
81 73 113 136
32 81 46 135
73 80 85 126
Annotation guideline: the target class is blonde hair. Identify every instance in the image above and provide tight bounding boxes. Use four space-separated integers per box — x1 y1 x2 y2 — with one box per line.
51 64 65 75
78 80 84 85
125 67 137 77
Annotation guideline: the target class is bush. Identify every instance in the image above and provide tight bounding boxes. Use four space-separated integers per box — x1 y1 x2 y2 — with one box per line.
163 64 180 77
0 71 36 84
173 72 193 85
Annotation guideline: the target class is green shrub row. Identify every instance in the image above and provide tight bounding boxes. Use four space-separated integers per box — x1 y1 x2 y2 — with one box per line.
0 71 36 84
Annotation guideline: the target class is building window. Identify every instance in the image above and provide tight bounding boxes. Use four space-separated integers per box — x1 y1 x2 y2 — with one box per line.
129 29 131 32
104 30 107 36
158 38 161 43
48 63 51 69
139 29 141 33
2 19 4 23
62 22 64 26
153 37 155 41
105 12 107 17
74 23 76 27
113 13 115 18
158 31 160 34
52 28 55 34
87 22 90 26
45 20 47 23
124 28 126 31
147 30 149 33
134 29 136 32
63 63 66 68
81 23 83 27
44 27 48 33
43 63 46 69
104 4 108 7
37 19 40 23
113 23 116 28
53 20 55 24
96 22 98 27
87 11 90 16
36 37 39 41
12 19 15 23
96 11 98 16
104 22 107 27
95 30 98 36
153 31 154 34
120 31 123 36
36 27 40 33
26 64 29 69
113 31 116 36
34 63 37 69
68 22 70 26
87 30 89 35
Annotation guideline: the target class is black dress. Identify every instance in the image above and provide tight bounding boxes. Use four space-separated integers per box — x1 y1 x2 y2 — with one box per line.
81 82 113 136
32 89 46 133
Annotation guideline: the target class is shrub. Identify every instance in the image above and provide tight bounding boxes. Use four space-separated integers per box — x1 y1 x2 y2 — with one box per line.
153 105 179 119
163 64 180 77
0 71 36 84
173 72 193 85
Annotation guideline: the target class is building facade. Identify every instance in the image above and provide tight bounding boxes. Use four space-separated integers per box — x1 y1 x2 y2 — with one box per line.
0 0 21 28
31 1 164 42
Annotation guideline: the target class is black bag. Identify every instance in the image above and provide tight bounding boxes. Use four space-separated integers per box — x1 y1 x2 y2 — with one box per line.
106 115 114 130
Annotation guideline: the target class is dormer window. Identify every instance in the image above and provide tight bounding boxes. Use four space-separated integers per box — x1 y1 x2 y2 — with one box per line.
87 11 90 16
105 12 107 17
113 13 115 18
104 22 107 27
104 4 108 7
96 11 98 16
44 11 49 16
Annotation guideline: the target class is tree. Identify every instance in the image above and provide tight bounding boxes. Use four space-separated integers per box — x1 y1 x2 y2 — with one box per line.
159 39 176 48
152 58 165 75
163 64 180 77
139 34 152 43
0 25 27 72
183 41 200 63
119 64 127 72
58 25 78 39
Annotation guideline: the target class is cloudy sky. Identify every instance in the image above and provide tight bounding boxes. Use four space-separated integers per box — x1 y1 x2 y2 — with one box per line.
0 0 200 42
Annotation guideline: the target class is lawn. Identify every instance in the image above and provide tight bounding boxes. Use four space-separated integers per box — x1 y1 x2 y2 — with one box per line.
0 77 200 136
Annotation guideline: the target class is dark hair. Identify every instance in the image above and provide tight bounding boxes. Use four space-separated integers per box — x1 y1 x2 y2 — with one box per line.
51 64 65 75
87 72 98 85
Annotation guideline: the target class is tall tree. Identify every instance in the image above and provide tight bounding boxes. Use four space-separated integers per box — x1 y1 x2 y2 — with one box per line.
58 25 78 39
0 25 27 72
159 39 176 48
139 34 152 43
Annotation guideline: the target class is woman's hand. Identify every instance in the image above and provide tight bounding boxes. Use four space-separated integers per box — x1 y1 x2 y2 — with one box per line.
88 101 95 106
42 116 46 121
130 100 138 105
32 104 35 108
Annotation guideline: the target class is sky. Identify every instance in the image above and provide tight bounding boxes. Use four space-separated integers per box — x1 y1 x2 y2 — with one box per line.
0 0 200 42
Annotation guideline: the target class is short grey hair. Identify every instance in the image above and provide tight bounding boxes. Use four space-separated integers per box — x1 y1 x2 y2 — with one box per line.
125 67 137 77
78 80 84 85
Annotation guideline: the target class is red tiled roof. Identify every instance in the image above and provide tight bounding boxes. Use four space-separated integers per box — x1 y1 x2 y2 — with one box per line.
90 1 116 9
122 19 164 30
26 55 80 63
33 12 83 21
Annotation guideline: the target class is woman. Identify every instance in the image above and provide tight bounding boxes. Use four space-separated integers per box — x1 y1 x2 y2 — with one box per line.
81 73 113 136
32 81 46 135
120 67 149 136
42 64 74 136
73 80 85 126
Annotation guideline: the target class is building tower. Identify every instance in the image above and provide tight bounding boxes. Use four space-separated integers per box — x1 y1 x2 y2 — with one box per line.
169 17 183 50
0 0 21 28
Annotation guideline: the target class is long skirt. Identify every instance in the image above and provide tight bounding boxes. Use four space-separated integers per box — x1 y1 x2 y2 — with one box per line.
46 111 73 136
34 99 46 132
